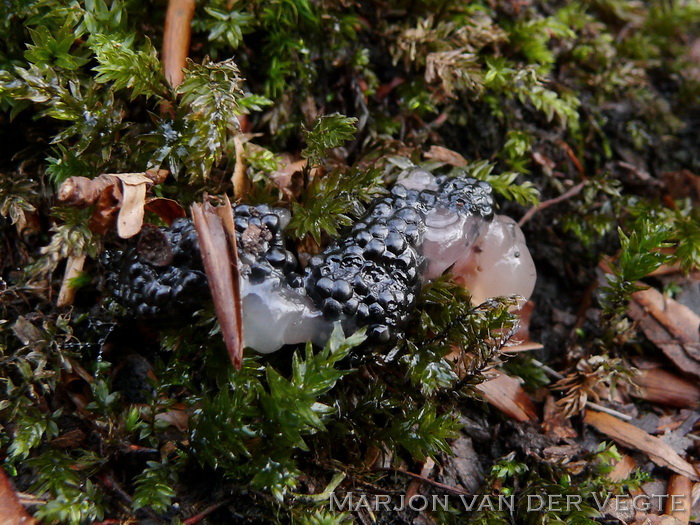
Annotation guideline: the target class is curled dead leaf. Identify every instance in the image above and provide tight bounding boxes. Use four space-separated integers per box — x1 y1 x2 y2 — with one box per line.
192 199 243 370
144 197 186 225
57 170 168 238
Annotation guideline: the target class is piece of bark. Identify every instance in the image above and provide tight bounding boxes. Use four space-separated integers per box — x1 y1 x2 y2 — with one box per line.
584 410 700 481
57 254 86 307
631 368 700 408
628 287 700 379
666 474 693 524
191 201 243 370
162 0 195 88
0 469 36 524
475 370 538 422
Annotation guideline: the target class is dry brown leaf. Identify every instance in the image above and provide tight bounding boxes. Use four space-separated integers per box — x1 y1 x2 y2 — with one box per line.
628 287 700 379
216 195 243 368
49 429 86 449
423 145 468 167
631 368 700 408
475 371 538 422
144 197 186 225
192 200 243 370
154 408 189 432
87 181 122 234
666 474 693 524
115 173 152 239
0 468 36 524
584 410 700 481
58 170 168 237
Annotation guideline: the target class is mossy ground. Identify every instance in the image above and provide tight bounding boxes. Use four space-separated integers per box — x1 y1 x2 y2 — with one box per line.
0 1 699 523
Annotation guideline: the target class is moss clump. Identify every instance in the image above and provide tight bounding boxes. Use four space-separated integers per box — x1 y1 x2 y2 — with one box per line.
0 0 698 523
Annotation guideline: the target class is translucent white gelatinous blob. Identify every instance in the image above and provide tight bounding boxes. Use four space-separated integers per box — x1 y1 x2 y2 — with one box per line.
396 168 439 191
421 208 482 280
240 278 332 353
451 215 536 304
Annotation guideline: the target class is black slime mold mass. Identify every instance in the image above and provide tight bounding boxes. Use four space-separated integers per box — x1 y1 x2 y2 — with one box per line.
104 174 498 347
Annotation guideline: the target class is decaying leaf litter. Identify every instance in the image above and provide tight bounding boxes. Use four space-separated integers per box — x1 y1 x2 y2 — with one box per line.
0 0 699 523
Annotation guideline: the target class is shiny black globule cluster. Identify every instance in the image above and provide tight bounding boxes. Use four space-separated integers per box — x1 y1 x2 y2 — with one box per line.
105 174 494 344
302 175 494 342
104 204 296 317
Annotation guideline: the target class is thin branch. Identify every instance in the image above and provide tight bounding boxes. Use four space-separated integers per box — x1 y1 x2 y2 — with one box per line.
518 181 585 227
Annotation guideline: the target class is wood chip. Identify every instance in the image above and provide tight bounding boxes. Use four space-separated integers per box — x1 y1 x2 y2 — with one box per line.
0 468 36 524
608 453 637 483
631 368 700 408
191 201 243 370
475 371 538 422
666 474 693 524
584 410 700 481
628 287 700 379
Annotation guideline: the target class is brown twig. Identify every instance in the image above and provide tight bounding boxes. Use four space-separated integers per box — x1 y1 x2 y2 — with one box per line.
518 181 586 227
183 498 233 525
162 0 195 88
374 467 470 496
